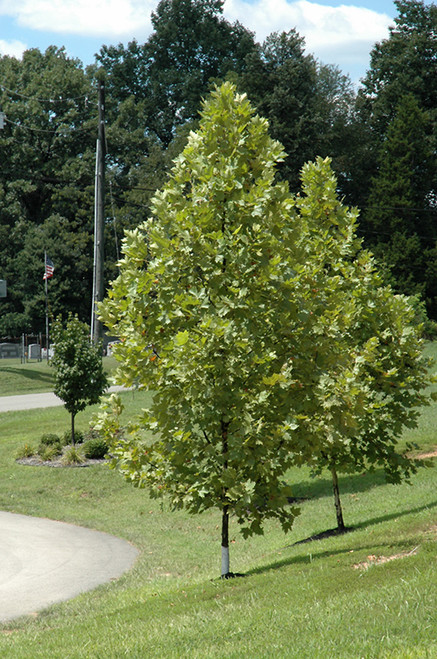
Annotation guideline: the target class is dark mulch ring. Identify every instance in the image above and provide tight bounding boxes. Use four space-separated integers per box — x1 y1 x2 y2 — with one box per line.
16 456 106 468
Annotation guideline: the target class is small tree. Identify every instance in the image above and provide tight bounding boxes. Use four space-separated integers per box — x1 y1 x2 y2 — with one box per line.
295 160 435 530
307 282 435 531
51 315 108 444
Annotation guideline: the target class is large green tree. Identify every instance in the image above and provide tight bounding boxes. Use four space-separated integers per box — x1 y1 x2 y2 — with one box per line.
99 84 433 576
307 262 433 531
240 31 357 192
100 83 333 576
357 0 437 140
351 0 437 294
98 0 256 146
0 47 96 334
285 157 434 531
362 94 436 312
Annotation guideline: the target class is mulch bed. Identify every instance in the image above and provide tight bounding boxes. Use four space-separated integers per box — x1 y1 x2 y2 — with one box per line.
16 457 106 468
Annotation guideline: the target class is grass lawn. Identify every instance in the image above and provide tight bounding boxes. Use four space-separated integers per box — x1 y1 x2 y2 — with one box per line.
0 355 435 657
0 357 118 396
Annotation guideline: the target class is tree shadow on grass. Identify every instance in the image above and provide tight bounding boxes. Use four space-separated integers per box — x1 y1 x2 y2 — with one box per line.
244 499 437 577
0 366 53 386
349 498 437 533
289 468 391 502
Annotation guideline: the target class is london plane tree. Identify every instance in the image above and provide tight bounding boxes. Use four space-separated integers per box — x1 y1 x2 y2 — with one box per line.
99 83 434 576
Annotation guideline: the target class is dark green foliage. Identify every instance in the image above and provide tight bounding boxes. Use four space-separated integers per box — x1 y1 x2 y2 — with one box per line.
37 432 64 457
352 0 437 317
0 48 96 334
99 0 257 147
357 0 437 139
39 433 62 447
240 31 356 192
362 94 437 314
83 438 108 459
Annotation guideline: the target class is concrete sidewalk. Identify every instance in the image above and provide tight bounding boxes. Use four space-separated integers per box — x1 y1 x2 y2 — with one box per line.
0 511 138 622
0 386 138 622
0 386 128 413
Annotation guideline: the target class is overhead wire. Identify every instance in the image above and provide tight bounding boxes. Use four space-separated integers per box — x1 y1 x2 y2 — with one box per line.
0 83 94 104
3 116 95 135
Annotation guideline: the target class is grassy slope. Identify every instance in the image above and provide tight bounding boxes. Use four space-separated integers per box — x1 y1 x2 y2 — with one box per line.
0 354 435 657
0 357 118 396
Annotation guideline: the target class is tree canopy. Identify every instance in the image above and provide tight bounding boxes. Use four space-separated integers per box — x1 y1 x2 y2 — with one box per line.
0 47 96 334
1 0 437 339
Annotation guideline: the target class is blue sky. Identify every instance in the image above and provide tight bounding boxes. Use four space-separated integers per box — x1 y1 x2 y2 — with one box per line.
0 1 431 84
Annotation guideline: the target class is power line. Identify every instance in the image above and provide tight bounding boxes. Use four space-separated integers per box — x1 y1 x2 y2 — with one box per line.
3 116 95 135
360 205 437 213
0 84 93 104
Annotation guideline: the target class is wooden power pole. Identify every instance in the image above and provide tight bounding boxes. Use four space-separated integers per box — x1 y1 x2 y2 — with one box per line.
91 76 106 343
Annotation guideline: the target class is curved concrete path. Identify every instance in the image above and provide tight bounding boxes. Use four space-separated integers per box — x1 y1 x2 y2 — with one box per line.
0 511 138 622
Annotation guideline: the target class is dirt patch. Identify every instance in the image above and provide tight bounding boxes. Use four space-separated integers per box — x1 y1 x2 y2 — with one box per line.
415 448 437 460
352 546 419 570
16 457 106 468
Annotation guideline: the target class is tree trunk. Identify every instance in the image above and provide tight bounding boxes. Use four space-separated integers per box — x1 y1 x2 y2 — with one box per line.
221 505 230 577
71 412 76 446
221 419 230 578
331 465 345 531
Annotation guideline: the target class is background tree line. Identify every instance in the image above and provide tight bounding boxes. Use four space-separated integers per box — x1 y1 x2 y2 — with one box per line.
0 0 436 335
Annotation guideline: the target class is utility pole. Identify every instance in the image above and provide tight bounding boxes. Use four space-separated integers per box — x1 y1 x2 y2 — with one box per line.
91 75 106 343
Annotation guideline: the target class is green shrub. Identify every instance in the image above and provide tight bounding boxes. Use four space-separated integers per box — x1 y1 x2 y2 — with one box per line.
63 429 84 445
61 445 85 465
15 443 35 459
39 433 62 446
83 438 108 460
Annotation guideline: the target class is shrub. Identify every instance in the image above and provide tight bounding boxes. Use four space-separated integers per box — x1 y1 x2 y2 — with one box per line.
62 445 85 465
63 430 84 445
39 433 62 446
83 438 108 460
15 443 35 459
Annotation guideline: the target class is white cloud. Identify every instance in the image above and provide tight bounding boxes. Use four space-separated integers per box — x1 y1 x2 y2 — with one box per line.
224 0 392 77
0 0 154 37
224 0 392 45
0 38 27 58
0 0 393 79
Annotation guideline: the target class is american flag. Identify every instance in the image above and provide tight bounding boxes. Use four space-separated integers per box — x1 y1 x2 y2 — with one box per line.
43 255 54 280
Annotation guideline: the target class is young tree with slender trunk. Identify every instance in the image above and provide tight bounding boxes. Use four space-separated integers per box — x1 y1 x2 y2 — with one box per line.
100 83 331 576
51 315 107 444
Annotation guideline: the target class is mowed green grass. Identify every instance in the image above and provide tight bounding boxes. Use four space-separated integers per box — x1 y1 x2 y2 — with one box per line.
0 351 435 657
0 356 118 396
